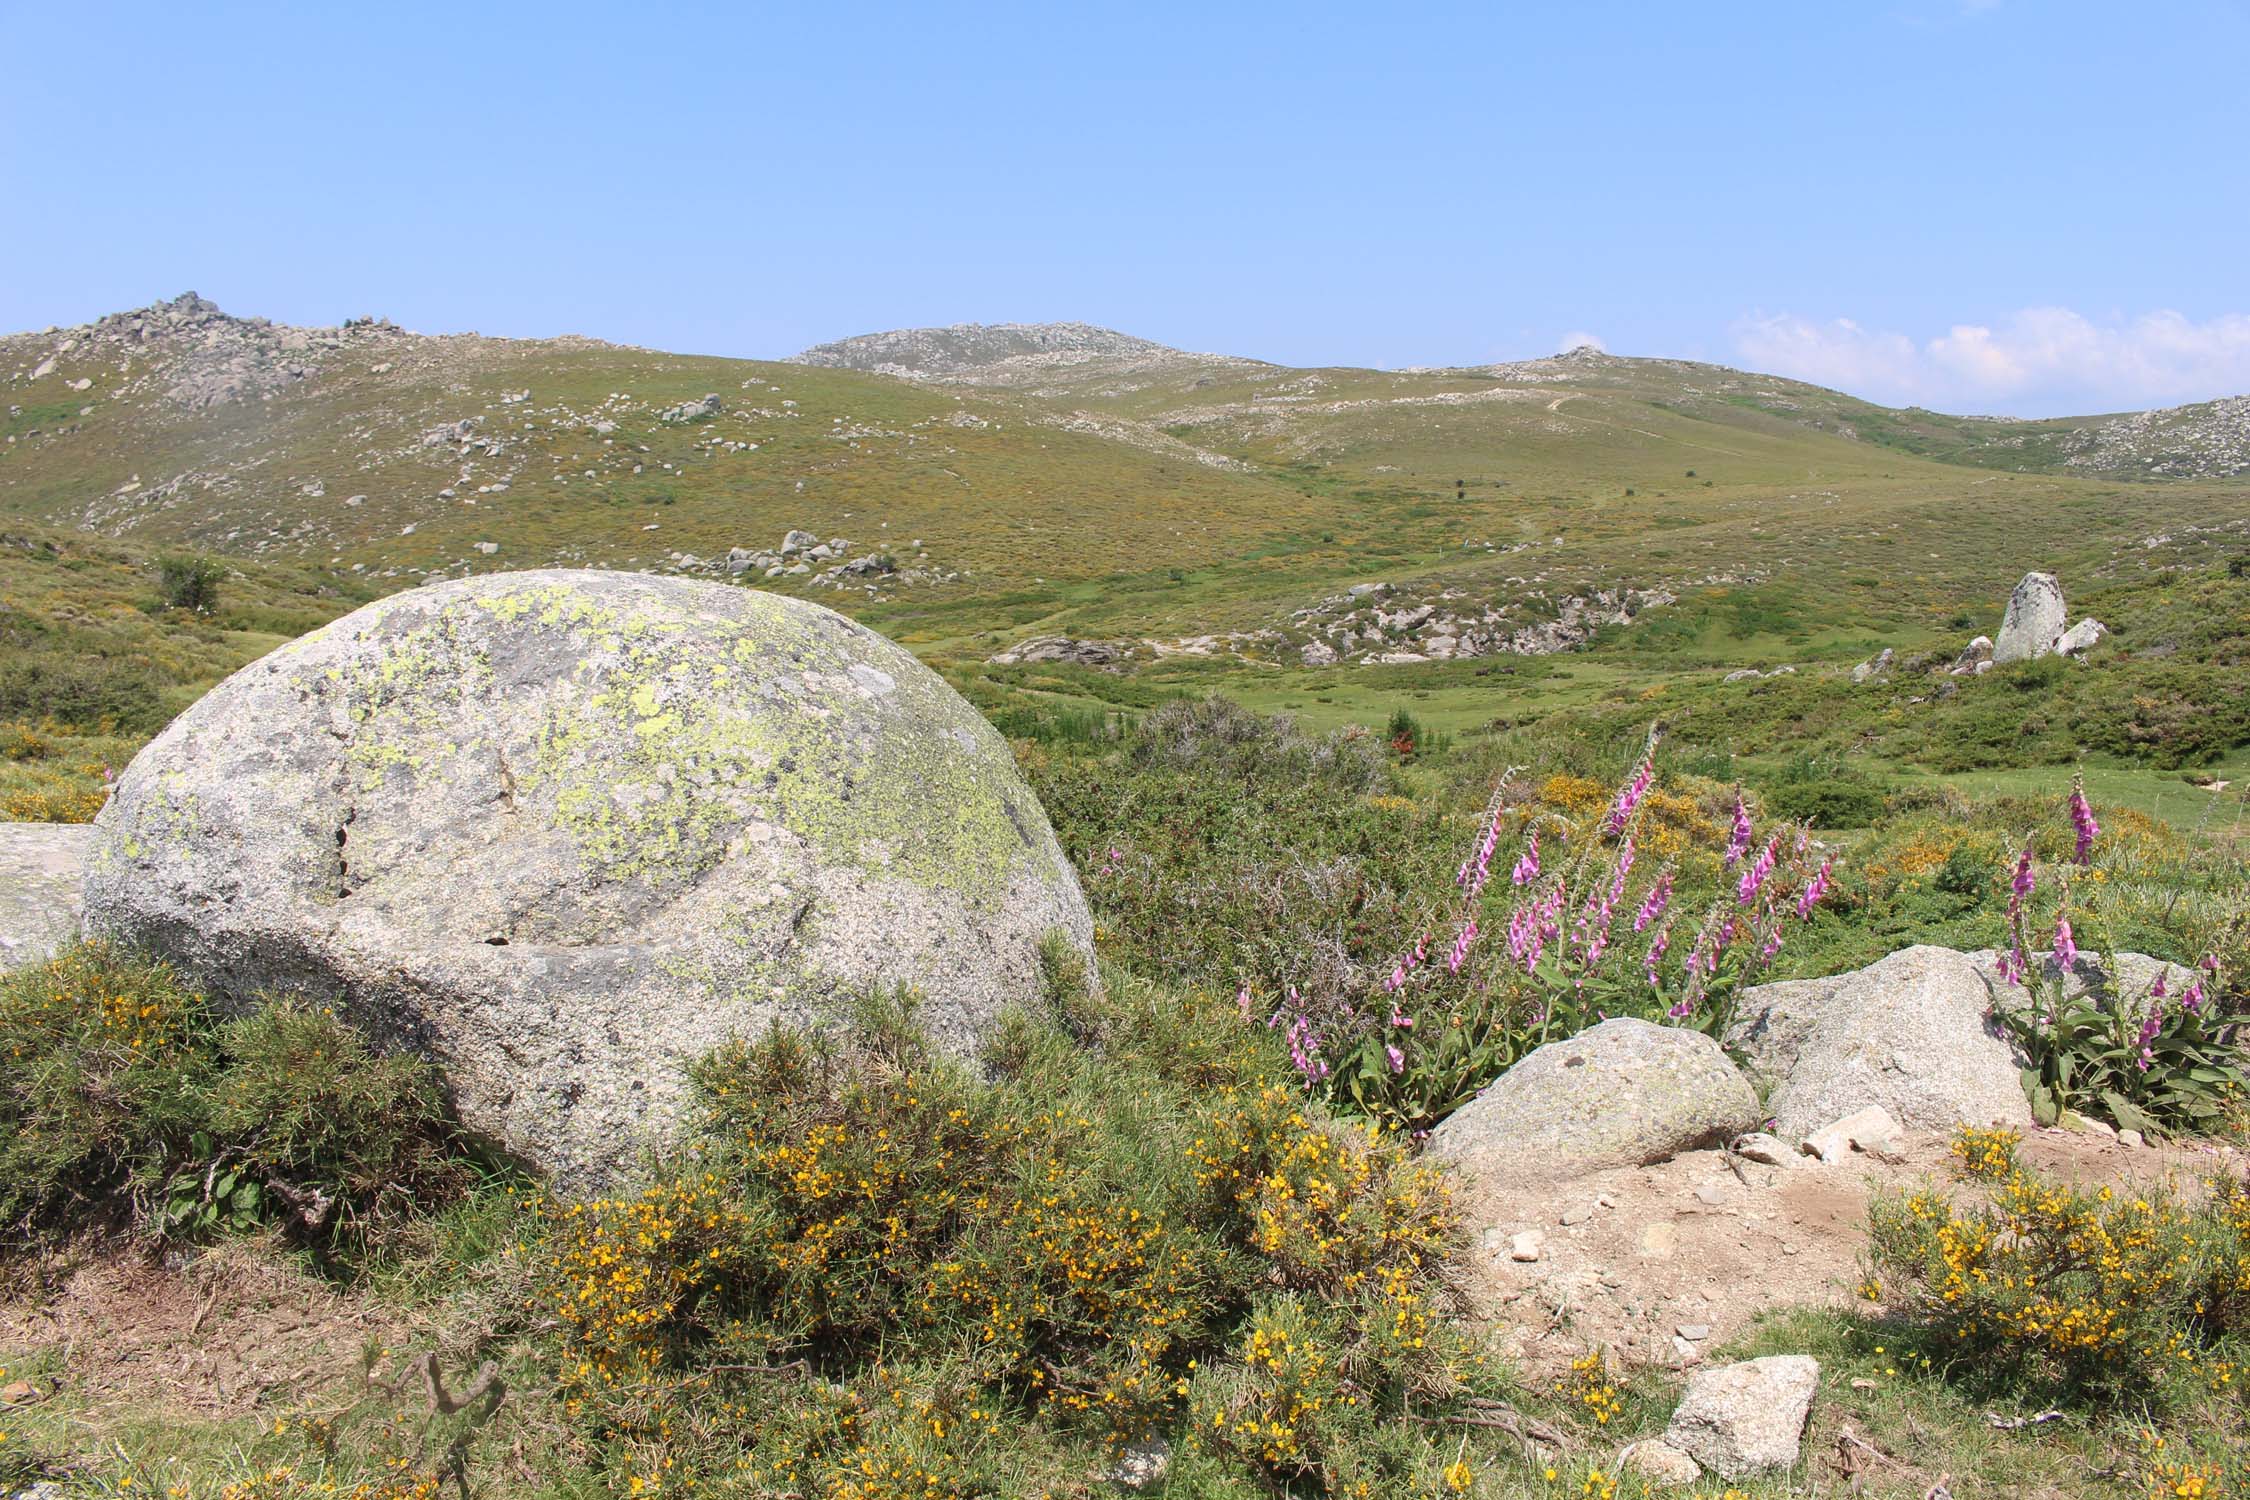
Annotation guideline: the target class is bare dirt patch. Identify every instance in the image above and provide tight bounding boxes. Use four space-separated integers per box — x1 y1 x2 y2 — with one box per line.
0 1239 412 1424
1451 1124 2234 1379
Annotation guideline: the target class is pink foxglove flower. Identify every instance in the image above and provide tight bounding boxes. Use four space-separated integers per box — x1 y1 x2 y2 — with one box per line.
2009 838 2036 908
1446 918 1479 975
1608 742 1658 835
2135 1000 2162 1071
1635 870 1674 933
2068 776 2100 865
1609 836 1637 902
1724 793 1753 867
1511 832 1541 887
1737 837 1780 906
1386 1044 1405 1074
1458 798 1506 897
2053 915 2077 971
1796 859 1833 919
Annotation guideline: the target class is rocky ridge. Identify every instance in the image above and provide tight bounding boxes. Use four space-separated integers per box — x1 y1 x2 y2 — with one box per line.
789 321 1263 389
5 292 414 413
1288 579 1679 665
2061 394 2250 479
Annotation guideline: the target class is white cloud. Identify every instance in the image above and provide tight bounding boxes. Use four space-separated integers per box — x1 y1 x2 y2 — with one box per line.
1556 330 1607 354
1732 306 2250 415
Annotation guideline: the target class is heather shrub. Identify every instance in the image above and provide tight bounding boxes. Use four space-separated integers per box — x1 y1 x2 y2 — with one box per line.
0 652 169 733
1030 697 1448 1015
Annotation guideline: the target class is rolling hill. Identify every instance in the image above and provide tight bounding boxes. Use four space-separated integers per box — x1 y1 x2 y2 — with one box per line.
5 297 2247 678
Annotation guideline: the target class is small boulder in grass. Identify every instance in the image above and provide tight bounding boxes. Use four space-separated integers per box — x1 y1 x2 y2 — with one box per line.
1664 1354 1821 1478
1618 1438 1701 1487
1425 1018 1760 1185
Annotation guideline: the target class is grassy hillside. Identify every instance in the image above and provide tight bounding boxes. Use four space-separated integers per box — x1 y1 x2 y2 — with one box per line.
5 299 2249 829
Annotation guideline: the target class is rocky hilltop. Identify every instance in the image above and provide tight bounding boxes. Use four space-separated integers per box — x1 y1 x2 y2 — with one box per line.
2060 394 2250 479
2 291 417 412
789 320 1265 386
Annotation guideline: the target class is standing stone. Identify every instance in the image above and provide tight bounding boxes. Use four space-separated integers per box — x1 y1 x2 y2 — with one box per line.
82 571 1093 1191
1665 1355 1820 1478
1992 572 2067 664
1425 1018 1760 1184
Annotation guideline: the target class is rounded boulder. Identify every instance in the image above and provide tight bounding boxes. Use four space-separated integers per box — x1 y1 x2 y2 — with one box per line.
83 570 1093 1189
1425 1018 1759 1184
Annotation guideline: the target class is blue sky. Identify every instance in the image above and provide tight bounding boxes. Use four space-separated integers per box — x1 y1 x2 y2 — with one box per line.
4 1 2245 415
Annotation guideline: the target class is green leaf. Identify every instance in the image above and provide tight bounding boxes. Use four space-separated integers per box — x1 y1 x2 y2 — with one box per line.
2099 1091 2156 1138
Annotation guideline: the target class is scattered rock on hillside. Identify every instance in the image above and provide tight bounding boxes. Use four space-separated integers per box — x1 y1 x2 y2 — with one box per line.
2057 618 2108 655
1993 571 2068 663
83 571 1094 1191
1664 1355 1820 1478
1731 945 2031 1140
1850 647 1893 683
1426 1018 1760 1185
1950 635 1994 674
658 393 721 424
0 823 92 973
988 636 1133 668
1104 1438 1171 1490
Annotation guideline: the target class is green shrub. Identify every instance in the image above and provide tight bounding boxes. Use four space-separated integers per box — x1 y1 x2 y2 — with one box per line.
1029 697 1430 1013
0 942 473 1254
156 553 225 612
0 652 169 733
1758 757 1890 828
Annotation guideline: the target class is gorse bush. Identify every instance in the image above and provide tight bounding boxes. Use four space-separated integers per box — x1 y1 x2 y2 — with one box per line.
1867 1148 2250 1405
0 942 473 1253
524 975 1503 1496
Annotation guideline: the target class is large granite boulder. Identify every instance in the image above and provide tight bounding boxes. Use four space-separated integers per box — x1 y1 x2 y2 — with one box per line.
1992 571 2066 664
83 571 1093 1189
1731 945 2031 1139
1426 1018 1759 1184
0 823 92 973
